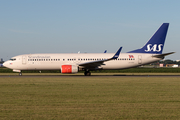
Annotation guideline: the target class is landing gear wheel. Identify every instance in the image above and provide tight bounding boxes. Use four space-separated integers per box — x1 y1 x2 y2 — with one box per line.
84 71 91 76
19 72 22 76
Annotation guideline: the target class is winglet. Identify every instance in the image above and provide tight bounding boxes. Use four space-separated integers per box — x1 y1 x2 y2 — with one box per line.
112 47 122 59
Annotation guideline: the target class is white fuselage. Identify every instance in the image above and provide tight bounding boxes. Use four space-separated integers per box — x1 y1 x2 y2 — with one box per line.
3 53 161 71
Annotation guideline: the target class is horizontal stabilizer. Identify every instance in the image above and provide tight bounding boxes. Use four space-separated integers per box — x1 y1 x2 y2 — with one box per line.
152 52 175 58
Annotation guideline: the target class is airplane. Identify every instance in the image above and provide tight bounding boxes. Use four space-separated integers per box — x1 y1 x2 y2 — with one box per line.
3 23 174 76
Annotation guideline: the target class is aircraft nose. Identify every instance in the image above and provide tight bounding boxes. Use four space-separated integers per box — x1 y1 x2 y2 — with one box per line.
3 61 8 68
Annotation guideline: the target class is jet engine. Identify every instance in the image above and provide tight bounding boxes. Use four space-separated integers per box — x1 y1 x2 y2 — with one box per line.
61 65 78 73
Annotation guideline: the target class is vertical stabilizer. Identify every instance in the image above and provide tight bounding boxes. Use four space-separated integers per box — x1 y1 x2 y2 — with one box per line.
128 23 169 54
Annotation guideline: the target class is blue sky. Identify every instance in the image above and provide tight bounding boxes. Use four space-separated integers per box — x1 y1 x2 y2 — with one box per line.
1 0 180 60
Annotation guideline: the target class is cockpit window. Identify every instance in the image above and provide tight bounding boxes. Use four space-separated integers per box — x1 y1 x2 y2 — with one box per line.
10 58 16 61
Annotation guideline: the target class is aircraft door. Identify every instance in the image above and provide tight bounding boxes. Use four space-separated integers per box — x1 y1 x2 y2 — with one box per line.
22 56 27 64
138 55 142 64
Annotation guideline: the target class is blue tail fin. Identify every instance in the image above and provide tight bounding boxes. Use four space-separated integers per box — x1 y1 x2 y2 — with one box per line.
128 23 169 54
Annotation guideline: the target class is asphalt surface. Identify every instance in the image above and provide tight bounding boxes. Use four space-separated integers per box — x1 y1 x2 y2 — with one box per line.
0 75 180 78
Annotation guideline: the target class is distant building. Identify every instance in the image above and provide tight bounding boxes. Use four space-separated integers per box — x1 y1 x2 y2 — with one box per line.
159 64 164 67
172 65 179 68
0 58 4 67
0 58 4 63
166 64 178 67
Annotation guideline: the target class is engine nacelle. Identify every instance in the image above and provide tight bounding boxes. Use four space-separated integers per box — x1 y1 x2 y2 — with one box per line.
61 65 78 74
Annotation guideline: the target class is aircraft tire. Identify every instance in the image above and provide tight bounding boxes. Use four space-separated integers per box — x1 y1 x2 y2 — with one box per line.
84 71 91 76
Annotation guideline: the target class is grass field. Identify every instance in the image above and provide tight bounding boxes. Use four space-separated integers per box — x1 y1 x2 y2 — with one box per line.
0 77 180 119
1 72 180 76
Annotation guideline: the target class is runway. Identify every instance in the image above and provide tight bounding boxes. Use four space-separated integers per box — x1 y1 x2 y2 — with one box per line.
1 75 180 78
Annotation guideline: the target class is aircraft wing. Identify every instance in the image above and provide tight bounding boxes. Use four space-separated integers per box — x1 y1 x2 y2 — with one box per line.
78 47 122 69
152 52 175 58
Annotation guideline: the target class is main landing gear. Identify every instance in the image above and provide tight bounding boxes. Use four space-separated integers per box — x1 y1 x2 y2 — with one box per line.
84 70 91 76
19 72 22 76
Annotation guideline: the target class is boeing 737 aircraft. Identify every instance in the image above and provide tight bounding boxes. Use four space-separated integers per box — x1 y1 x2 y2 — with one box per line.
3 23 174 76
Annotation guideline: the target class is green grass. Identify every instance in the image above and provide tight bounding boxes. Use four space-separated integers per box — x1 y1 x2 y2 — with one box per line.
0 77 180 119
1 72 180 76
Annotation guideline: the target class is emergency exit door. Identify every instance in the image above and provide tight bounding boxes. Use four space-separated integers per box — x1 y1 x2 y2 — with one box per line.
138 55 142 64
22 56 27 64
